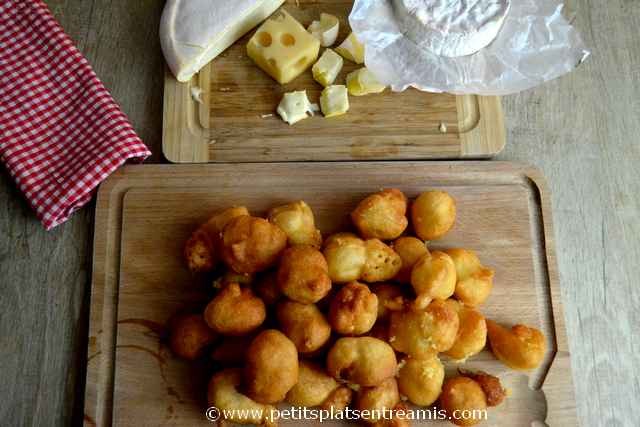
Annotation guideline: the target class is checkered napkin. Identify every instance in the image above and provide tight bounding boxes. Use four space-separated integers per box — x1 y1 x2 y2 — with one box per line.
0 0 151 230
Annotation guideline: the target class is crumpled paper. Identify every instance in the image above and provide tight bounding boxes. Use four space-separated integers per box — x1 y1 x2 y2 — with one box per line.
349 0 590 95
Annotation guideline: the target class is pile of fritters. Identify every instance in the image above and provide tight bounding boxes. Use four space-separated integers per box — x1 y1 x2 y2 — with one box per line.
171 191 547 426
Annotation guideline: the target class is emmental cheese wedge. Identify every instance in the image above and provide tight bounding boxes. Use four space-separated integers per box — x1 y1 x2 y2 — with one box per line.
346 68 387 96
247 11 321 84
320 85 349 118
335 32 365 64
160 0 285 82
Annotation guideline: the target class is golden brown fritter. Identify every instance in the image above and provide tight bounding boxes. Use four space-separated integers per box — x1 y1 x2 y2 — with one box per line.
244 330 299 404
326 337 397 386
323 233 367 283
411 191 456 241
286 361 340 407
276 300 331 354
169 313 216 360
361 239 402 283
462 371 506 407
320 386 353 412
207 369 276 426
410 251 457 309
356 378 400 423
370 403 411 427
204 283 266 336
439 376 487 426
329 281 379 336
443 299 487 361
371 283 406 322
397 355 444 406
221 215 287 274
391 236 429 284
184 207 250 273
486 320 546 370
445 248 494 307
389 299 459 359
351 189 409 240
268 200 323 248
278 245 332 304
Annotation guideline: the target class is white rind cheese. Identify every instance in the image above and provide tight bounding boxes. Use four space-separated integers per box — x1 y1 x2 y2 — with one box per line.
392 0 510 57
308 13 340 47
160 0 285 82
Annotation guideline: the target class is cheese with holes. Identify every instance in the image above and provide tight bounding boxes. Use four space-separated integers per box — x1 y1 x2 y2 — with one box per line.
320 85 349 118
247 11 320 84
160 0 285 82
335 32 365 64
346 68 387 96
312 49 344 87
277 91 316 125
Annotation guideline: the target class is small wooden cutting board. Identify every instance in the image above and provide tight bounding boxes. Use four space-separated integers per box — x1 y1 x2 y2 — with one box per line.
162 0 506 163
84 162 576 426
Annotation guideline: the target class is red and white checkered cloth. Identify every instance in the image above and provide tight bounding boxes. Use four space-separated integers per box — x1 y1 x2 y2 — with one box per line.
0 0 151 230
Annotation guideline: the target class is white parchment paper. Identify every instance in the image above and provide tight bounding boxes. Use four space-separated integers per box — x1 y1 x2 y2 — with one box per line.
350 0 590 95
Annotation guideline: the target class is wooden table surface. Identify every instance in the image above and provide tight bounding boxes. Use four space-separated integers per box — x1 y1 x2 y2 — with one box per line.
0 1 638 426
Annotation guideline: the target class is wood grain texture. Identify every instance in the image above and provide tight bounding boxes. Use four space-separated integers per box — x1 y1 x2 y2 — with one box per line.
497 1 640 425
162 0 506 163
83 162 573 426
0 1 165 426
1 0 639 426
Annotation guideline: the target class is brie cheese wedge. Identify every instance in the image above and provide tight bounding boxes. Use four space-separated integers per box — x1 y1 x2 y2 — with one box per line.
392 0 510 58
160 0 285 82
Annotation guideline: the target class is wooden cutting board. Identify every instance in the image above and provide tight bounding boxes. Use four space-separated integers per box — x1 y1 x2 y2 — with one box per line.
162 0 506 163
84 162 576 426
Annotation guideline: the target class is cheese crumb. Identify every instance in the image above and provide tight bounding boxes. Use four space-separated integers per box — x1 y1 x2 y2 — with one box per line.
190 86 203 104
277 91 315 125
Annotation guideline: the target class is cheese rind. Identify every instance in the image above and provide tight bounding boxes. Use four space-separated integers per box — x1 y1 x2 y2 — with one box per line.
335 32 365 64
308 13 340 47
312 49 344 87
247 11 321 84
320 85 349 118
277 91 315 125
391 0 511 57
346 68 387 96
160 0 285 82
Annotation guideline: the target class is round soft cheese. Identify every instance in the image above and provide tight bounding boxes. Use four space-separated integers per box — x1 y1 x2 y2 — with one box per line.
392 0 511 58
160 0 285 82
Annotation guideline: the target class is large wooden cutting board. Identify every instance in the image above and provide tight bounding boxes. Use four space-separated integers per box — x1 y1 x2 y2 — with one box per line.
84 162 575 426
162 0 506 163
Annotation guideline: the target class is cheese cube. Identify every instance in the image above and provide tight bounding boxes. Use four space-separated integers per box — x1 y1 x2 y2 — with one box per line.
277 91 316 125
335 32 365 64
247 11 320 84
312 49 344 87
320 85 349 118
346 67 387 96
